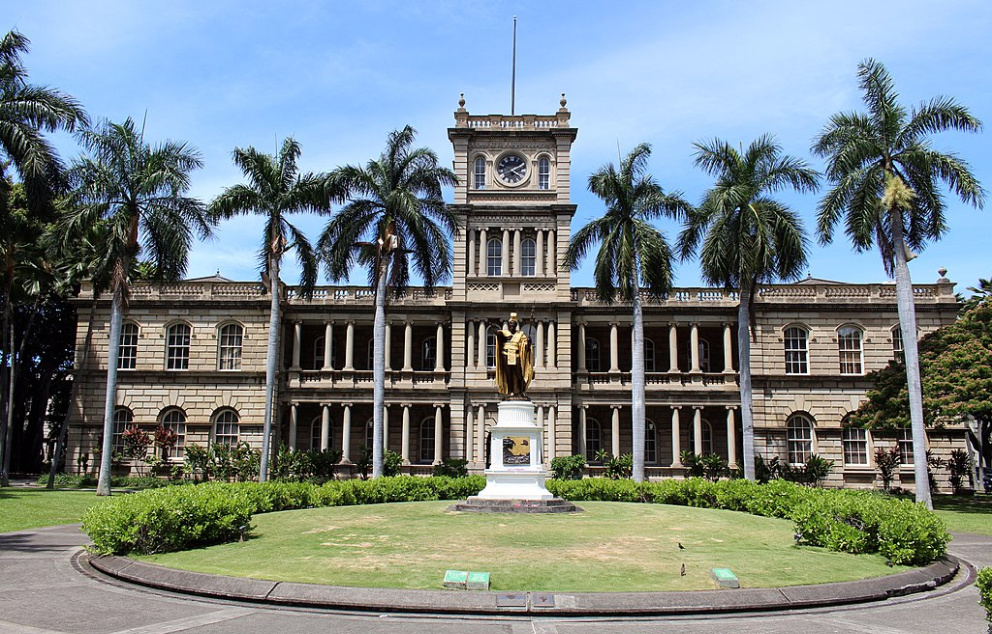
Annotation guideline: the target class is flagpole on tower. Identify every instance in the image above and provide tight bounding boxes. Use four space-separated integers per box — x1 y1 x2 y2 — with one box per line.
511 15 517 115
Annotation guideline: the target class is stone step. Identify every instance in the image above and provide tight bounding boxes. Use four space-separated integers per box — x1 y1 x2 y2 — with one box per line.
446 497 583 514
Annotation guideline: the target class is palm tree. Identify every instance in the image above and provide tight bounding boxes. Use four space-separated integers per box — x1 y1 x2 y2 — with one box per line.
0 30 87 209
210 138 334 481
812 59 985 508
563 143 689 482
63 118 212 495
678 135 817 481
319 126 457 478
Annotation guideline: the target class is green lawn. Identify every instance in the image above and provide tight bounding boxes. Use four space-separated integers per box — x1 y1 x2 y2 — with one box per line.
138 501 909 592
933 495 992 536
0 488 113 533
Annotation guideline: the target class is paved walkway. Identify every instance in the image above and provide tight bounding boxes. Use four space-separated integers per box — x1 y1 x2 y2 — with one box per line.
0 523 988 633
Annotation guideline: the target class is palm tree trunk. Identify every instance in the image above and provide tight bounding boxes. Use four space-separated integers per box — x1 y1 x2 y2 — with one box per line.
50 304 98 488
631 278 645 482
891 215 933 509
1 296 40 484
96 295 124 496
738 286 755 481
0 279 12 486
259 254 281 483
371 258 388 479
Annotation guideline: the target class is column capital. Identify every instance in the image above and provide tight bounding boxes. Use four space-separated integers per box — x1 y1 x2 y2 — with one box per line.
692 405 704 411
610 404 622 410
670 405 682 411
342 402 353 408
401 402 412 409
668 321 679 328
579 403 589 410
725 405 739 411
432 402 446 409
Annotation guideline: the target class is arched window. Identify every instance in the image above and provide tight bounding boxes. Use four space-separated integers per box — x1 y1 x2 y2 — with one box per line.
310 415 332 451
644 338 656 372
422 337 437 371
784 326 809 374
218 323 243 370
843 427 869 466
118 322 138 370
838 325 864 375
213 409 239 448
787 414 814 465
645 420 657 464
586 337 601 372
486 237 502 276
112 407 132 454
420 418 435 463
537 157 550 190
166 323 191 370
585 419 601 460
160 408 186 458
891 326 904 361
473 156 486 190
688 419 713 455
314 336 326 369
520 238 536 276
486 332 497 368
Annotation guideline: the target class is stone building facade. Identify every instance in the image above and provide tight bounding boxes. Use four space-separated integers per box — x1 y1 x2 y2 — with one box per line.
66 99 964 490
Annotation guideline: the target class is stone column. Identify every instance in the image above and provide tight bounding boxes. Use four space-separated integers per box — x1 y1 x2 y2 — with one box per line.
578 406 588 459
291 322 302 369
479 227 489 277
547 229 556 273
433 405 444 465
726 407 738 467
578 322 587 372
477 321 486 370
289 404 298 451
535 321 545 370
468 229 476 278
693 406 703 455
513 229 522 276
547 405 557 461
401 404 411 465
668 322 679 373
384 322 392 372
611 405 621 457
690 323 700 373
344 322 355 371
323 322 333 370
321 404 331 451
466 320 475 368
465 405 474 463
435 322 444 372
536 404 545 462
402 321 413 372
341 403 352 462
547 321 556 369
671 406 682 466
501 228 510 276
610 322 620 372
477 404 486 464
535 229 544 276
723 323 734 373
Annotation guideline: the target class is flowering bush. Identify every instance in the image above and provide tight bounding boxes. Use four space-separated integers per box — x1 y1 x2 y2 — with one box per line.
121 427 151 460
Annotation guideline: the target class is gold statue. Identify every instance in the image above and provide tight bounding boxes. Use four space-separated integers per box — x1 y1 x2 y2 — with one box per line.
489 313 534 398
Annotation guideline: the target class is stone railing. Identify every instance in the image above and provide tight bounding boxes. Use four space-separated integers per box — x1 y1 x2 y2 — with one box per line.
81 281 267 301
455 113 568 129
570 287 739 306
285 286 452 305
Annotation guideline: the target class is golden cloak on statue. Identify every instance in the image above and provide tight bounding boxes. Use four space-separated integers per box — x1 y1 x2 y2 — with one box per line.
492 313 535 398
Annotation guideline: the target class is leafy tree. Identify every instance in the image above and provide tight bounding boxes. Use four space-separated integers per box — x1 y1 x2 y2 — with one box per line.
848 292 992 483
63 118 212 495
678 135 817 481
209 137 335 481
319 126 457 478
813 59 985 508
563 143 689 482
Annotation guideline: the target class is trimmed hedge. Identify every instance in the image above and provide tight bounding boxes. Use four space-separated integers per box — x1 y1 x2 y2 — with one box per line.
83 476 947 567
979 567 992 634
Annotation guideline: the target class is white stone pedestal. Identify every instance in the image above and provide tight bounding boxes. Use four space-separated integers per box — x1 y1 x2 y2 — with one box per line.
476 400 555 500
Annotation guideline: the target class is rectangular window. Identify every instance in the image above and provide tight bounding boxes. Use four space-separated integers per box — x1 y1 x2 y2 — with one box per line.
784 327 808 374
166 324 191 370
838 327 863 375
843 428 869 466
218 324 243 370
538 157 550 190
473 157 486 190
486 239 502 276
898 429 914 465
521 238 536 276
118 323 138 370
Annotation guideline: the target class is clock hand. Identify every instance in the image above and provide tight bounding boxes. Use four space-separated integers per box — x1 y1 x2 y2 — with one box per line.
510 164 526 175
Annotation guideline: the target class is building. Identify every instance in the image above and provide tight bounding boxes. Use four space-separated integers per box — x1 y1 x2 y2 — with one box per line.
65 97 964 489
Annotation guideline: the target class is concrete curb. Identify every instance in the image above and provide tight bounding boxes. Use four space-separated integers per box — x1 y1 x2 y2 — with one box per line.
85 553 960 616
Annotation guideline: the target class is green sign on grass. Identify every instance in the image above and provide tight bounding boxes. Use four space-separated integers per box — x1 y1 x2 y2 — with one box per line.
443 570 468 589
710 568 740 588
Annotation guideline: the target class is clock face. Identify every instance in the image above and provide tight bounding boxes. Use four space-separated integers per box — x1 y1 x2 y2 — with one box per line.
496 154 528 184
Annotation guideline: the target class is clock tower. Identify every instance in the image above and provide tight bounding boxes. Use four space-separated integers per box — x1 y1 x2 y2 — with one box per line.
447 94 578 469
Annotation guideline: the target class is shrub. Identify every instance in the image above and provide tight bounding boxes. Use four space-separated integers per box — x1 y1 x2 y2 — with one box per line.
875 447 901 492
701 454 729 482
679 451 705 478
978 567 992 634
945 449 973 494
433 458 468 478
37 473 173 489
550 454 585 480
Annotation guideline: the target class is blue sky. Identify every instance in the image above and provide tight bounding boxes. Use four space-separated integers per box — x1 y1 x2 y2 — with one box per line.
8 0 992 292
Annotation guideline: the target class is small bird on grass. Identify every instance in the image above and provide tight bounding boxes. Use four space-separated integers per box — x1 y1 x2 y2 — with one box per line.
678 542 685 550
680 563 686 577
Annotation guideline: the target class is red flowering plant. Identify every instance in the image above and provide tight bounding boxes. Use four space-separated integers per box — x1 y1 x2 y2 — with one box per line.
121 427 152 460
154 426 178 459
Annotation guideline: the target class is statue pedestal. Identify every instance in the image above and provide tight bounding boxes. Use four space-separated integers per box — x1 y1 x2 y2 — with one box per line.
449 400 581 513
